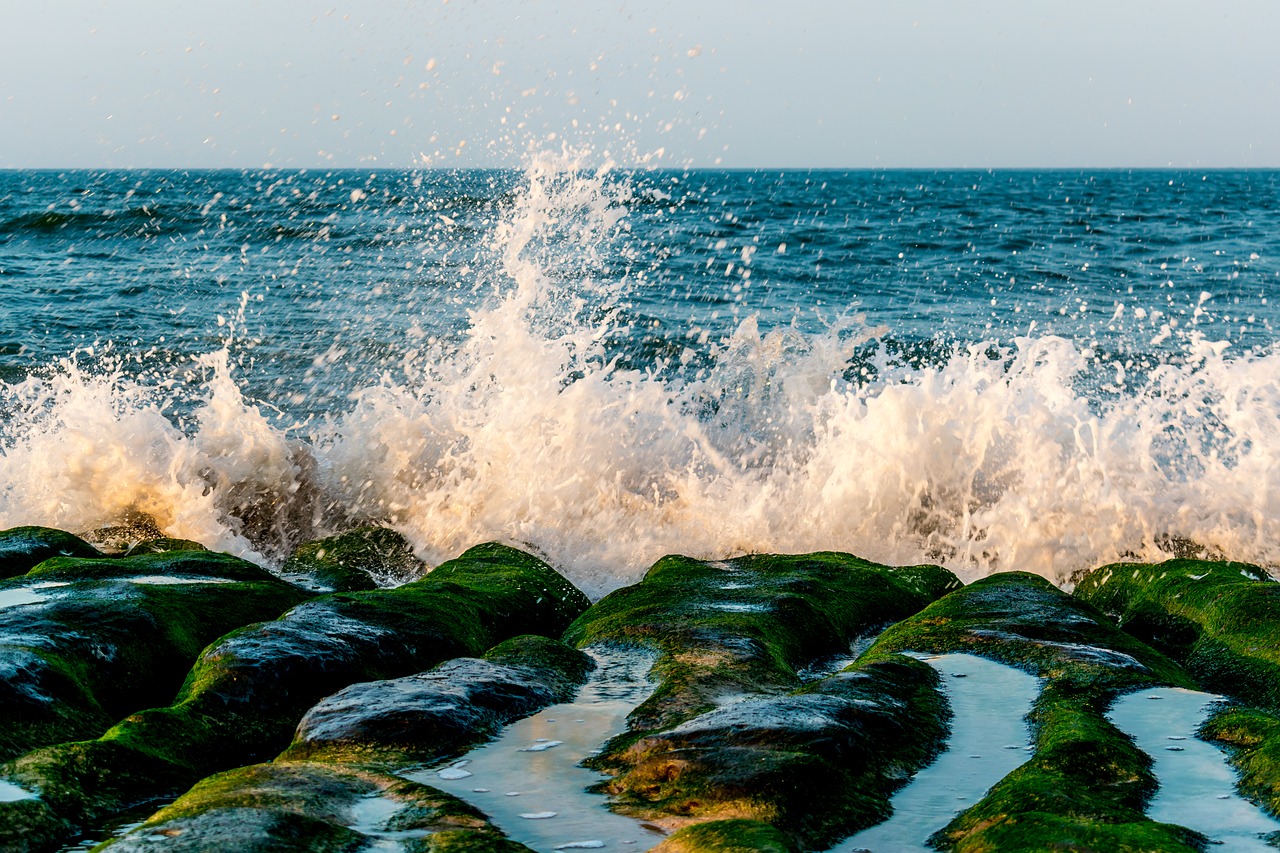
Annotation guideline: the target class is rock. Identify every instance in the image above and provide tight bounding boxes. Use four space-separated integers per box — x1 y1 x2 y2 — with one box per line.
281 526 425 592
857 572 1202 852
95 761 533 852
0 542 589 852
119 538 209 558
0 549 310 763
565 551 961 731
0 526 100 579
651 819 798 853
78 512 166 556
600 656 947 848
285 634 594 766
564 551 960 847
1075 557 1280 709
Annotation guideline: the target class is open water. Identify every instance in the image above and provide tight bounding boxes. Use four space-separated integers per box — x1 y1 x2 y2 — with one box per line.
2 159 1279 597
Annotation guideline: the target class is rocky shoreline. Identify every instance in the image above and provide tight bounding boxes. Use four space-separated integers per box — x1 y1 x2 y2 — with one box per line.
1 524 1279 851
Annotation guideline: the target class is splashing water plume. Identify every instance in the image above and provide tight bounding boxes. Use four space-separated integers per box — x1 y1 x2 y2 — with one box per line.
3 156 1280 597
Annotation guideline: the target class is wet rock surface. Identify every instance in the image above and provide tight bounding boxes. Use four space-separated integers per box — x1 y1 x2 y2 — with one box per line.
6 527 1280 852
0 549 310 763
563 552 961 847
280 526 426 592
0 541 589 852
286 634 594 766
0 526 100 579
96 761 533 852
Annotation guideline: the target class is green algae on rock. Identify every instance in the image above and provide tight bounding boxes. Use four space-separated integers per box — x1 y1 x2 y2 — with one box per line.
1201 705 1280 822
0 526 100 579
562 552 960 847
650 818 798 853
1076 557 1280 711
853 571 1203 852
0 549 311 764
281 526 425 592
602 655 948 848
0 542 589 853
564 551 961 732
95 760 534 852
284 634 594 767
119 537 209 558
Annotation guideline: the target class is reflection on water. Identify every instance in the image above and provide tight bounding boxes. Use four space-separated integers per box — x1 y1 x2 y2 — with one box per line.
410 645 664 852
1110 687 1280 852
833 653 1040 853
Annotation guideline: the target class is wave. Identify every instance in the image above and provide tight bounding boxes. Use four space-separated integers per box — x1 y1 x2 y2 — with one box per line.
2 155 1279 599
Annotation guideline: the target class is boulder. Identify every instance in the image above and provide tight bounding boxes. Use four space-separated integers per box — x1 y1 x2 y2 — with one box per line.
0 526 100 579
96 761 533 852
0 549 310 762
0 543 589 852
564 551 961 847
284 634 594 766
280 526 425 592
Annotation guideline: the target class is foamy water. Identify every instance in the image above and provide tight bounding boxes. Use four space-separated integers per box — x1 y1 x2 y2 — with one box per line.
3 161 1280 597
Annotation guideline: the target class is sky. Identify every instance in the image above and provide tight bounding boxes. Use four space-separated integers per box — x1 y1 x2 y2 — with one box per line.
2 0 1277 169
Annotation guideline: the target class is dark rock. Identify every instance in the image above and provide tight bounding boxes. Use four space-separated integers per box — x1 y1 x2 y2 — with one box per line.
285 635 593 766
281 526 425 592
599 656 947 848
565 551 961 732
565 551 960 847
95 761 532 852
0 550 310 763
78 512 166 556
0 543 589 852
0 526 100 579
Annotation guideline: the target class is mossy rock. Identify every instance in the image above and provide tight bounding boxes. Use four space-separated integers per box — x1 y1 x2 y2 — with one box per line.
281 526 425 592
651 818 798 852
0 550 311 763
283 634 594 766
932 687 1206 852
95 761 532 852
850 571 1202 851
596 654 947 848
119 538 209 558
78 513 167 556
562 552 959 847
0 526 100 579
1076 558 1280 709
861 571 1193 691
1201 705 1280 818
0 543 588 851
565 551 961 732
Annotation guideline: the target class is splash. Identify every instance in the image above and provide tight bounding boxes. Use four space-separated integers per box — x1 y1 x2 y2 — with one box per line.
4 155 1280 597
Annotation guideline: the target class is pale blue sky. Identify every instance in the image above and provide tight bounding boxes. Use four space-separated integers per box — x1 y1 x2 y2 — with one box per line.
2 1 1277 168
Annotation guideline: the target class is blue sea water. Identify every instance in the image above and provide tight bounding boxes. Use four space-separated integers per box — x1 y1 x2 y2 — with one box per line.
2 161 1279 596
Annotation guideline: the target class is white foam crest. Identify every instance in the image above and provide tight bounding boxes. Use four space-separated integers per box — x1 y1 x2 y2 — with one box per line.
0 349 307 562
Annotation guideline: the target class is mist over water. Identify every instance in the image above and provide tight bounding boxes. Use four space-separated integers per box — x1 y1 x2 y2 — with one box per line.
2 160 1280 597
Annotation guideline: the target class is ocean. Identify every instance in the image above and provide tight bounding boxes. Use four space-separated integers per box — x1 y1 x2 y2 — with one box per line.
2 158 1279 598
